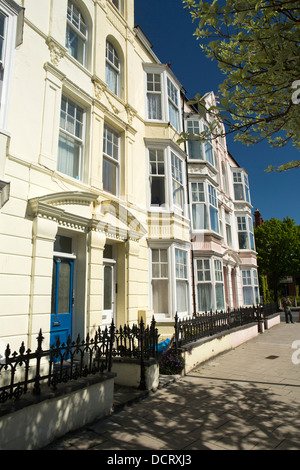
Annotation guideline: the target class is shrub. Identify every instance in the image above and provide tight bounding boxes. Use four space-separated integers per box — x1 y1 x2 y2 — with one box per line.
159 348 185 375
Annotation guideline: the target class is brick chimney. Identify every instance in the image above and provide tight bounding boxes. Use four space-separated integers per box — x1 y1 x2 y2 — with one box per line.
254 208 264 227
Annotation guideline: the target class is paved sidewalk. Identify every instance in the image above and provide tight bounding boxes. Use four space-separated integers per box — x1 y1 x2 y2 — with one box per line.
43 322 300 451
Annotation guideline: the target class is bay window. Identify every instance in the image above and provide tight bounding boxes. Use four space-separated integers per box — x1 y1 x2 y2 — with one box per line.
66 0 87 66
237 215 255 250
103 125 120 195
196 258 225 312
149 149 165 207
146 73 162 120
196 259 212 312
190 181 220 233
233 171 251 203
145 66 181 132
148 146 186 213
58 95 85 180
187 120 203 160
150 245 190 318
242 268 260 306
151 248 169 315
191 182 207 230
186 120 215 167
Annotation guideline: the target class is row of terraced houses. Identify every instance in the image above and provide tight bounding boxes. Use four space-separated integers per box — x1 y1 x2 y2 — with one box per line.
0 0 259 353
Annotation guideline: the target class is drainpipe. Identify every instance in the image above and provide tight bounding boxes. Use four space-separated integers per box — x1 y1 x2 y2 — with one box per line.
181 88 196 316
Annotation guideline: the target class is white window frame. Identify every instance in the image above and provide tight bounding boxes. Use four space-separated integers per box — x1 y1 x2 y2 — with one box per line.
147 145 187 215
241 268 259 306
66 0 88 67
57 95 86 181
110 0 124 15
186 119 215 167
144 65 182 133
195 257 225 312
105 40 120 97
148 147 166 208
237 214 255 251
0 0 22 130
103 124 120 196
150 244 191 320
189 181 220 234
167 77 180 131
233 170 251 204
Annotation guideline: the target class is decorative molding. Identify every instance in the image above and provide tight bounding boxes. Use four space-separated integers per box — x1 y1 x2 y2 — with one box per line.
46 38 66 66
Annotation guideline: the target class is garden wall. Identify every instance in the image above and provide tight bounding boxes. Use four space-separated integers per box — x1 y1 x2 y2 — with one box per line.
181 316 280 374
0 373 115 450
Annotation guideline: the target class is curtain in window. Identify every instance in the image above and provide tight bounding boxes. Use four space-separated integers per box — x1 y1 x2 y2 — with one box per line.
192 204 207 230
243 286 254 305
234 184 244 200
197 284 212 312
147 94 162 120
215 284 225 310
176 280 188 313
58 133 80 179
152 279 169 314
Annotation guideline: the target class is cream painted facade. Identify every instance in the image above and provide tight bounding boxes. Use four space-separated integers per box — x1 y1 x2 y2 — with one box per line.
0 0 258 351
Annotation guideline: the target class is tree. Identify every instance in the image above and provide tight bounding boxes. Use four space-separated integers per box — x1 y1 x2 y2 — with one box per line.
183 0 300 171
254 217 300 303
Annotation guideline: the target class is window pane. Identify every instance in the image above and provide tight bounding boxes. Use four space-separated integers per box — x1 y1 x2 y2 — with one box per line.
147 93 162 119
104 266 113 310
192 204 207 230
215 284 225 310
58 132 80 179
238 232 249 250
243 286 253 305
210 206 219 232
103 157 117 195
176 280 188 313
150 177 165 206
169 101 179 130
57 262 71 313
0 13 5 61
66 25 85 64
152 279 169 314
188 139 203 159
197 284 212 312
234 184 244 200
106 62 119 95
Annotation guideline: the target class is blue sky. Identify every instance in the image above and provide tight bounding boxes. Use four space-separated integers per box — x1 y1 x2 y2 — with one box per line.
134 0 300 225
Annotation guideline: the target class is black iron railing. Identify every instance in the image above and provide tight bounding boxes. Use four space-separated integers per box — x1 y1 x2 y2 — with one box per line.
173 303 278 350
112 317 159 390
0 317 159 404
0 325 114 404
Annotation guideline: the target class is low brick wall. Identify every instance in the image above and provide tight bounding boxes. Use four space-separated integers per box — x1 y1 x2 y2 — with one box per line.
181 319 280 374
0 373 115 450
265 313 281 329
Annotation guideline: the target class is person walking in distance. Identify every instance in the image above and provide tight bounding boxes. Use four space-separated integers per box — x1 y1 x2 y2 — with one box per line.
282 297 294 324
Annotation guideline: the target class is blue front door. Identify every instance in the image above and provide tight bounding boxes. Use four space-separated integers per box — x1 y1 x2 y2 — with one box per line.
50 257 74 348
